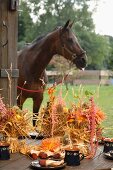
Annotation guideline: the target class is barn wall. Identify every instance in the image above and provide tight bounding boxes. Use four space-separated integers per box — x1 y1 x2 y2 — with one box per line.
0 0 19 106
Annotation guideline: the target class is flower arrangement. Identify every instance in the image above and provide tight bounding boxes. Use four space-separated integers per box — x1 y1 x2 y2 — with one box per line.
0 95 34 138
37 86 68 137
37 86 106 158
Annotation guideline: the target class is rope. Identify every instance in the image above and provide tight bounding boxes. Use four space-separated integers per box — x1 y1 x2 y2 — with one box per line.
17 73 69 93
17 86 44 93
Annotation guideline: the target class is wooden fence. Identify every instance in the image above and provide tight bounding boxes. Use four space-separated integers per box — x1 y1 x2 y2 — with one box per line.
46 70 113 85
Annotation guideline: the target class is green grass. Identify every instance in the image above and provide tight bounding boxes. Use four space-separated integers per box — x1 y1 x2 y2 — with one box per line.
23 85 113 137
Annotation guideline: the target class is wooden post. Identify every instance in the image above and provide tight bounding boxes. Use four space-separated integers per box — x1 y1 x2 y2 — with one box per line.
0 0 19 106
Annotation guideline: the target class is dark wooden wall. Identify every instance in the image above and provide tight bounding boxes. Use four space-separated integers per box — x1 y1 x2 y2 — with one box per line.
0 0 19 106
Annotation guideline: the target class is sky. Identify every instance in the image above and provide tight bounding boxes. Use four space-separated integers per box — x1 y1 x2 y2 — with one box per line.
92 0 113 36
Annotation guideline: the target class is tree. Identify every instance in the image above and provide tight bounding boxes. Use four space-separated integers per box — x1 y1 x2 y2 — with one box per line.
18 1 34 43
18 0 112 70
80 32 111 69
104 36 113 70
28 0 96 37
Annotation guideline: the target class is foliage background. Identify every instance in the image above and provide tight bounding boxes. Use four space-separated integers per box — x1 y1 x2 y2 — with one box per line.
18 0 113 70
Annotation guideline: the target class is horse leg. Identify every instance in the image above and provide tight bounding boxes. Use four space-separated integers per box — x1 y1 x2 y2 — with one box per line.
33 93 43 126
17 94 27 110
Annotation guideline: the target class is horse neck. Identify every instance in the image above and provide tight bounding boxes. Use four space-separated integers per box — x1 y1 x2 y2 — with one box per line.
31 30 60 79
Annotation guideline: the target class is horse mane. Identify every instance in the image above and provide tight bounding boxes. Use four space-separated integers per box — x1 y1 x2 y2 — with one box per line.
18 25 62 52
32 26 62 44
32 34 46 44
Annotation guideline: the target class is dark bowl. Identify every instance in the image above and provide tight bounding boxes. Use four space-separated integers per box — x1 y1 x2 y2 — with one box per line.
103 141 113 153
30 135 37 139
109 150 113 157
28 132 39 139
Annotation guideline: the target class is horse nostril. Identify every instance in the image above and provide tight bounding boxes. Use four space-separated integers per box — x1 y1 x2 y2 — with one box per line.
81 57 86 63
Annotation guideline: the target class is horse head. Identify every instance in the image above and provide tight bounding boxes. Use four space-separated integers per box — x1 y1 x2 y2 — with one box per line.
59 20 87 70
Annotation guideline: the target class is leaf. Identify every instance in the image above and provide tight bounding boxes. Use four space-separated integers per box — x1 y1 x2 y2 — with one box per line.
85 90 93 97
74 94 79 98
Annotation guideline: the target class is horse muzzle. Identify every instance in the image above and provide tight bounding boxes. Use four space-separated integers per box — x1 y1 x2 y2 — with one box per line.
73 54 87 70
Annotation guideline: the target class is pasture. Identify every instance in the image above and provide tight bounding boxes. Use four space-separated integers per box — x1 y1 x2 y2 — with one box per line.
23 85 113 137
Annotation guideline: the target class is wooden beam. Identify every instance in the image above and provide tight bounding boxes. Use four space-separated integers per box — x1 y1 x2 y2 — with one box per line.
0 69 19 78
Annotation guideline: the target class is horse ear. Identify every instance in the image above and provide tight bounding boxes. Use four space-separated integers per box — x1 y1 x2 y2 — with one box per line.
62 20 71 31
69 20 75 28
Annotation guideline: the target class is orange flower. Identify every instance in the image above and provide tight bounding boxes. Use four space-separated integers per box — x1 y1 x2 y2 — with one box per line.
67 118 75 123
48 87 55 95
67 115 75 122
40 137 61 151
96 109 106 124
76 113 87 124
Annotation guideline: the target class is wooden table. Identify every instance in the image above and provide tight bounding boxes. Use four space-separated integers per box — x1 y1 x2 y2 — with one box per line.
0 139 113 170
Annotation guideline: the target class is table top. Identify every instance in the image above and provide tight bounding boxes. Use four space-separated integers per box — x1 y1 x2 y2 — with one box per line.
0 140 113 170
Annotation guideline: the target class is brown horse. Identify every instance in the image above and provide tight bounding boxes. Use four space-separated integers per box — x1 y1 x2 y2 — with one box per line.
17 20 87 126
